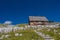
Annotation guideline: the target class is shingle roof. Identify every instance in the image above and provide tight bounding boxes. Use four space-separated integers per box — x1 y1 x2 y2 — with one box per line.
29 16 48 21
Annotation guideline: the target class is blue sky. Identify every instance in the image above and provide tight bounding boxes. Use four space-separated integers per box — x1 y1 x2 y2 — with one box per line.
0 0 60 24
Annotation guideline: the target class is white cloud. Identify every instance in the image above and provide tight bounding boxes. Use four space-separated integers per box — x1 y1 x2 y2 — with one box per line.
4 21 12 24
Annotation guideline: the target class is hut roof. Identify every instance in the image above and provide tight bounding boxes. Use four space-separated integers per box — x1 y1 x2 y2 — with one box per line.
29 16 48 21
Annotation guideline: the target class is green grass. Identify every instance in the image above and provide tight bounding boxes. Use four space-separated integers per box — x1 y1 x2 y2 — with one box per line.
2 29 44 40
37 28 60 40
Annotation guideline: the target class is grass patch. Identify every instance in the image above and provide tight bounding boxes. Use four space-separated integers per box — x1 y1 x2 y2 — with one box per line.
37 28 60 40
1 29 44 40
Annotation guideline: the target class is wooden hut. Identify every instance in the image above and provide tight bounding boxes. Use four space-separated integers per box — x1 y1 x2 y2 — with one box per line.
29 16 49 25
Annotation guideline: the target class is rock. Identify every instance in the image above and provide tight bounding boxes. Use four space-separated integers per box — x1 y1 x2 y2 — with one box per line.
0 35 4 39
37 29 40 30
15 33 19 36
5 35 10 38
19 34 22 36
32 39 34 40
51 39 54 40
58 33 60 35
54 29 57 33
47 29 50 31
